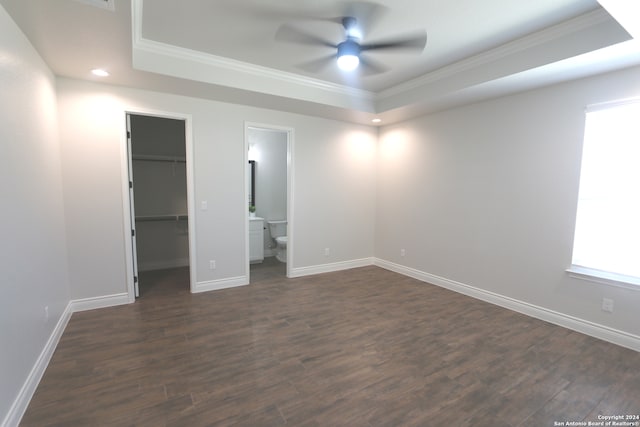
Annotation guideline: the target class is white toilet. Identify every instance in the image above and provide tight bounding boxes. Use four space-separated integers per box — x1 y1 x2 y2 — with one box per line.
267 220 287 263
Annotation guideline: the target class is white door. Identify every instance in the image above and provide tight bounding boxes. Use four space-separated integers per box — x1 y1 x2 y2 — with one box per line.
126 114 140 297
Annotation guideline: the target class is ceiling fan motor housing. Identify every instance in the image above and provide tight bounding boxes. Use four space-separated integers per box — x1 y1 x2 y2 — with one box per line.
336 38 361 70
337 38 361 58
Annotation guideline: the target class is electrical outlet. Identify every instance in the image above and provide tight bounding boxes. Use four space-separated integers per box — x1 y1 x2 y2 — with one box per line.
201 200 208 211
324 248 330 257
400 248 406 257
602 298 614 313
209 260 216 270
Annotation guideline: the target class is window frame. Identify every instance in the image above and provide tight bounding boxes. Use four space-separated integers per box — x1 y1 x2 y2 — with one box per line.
567 98 640 290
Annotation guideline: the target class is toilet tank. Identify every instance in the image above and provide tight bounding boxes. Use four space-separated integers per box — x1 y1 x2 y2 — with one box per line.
267 220 287 238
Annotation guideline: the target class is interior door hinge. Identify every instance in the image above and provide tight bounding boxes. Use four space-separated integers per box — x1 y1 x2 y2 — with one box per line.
129 181 133 189
127 131 131 139
134 276 138 283
131 229 135 237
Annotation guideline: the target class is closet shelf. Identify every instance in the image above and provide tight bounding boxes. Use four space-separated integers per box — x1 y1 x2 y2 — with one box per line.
132 154 186 163
136 214 188 222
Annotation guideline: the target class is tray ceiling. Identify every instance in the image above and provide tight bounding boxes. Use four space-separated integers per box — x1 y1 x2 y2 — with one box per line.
2 0 639 124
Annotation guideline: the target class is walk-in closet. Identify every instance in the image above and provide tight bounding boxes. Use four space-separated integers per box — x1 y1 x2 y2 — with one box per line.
128 114 190 297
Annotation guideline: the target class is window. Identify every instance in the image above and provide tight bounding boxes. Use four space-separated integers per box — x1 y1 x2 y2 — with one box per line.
570 99 640 287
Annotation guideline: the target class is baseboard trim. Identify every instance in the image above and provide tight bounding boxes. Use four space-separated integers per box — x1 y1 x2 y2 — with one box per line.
9 258 636 427
3 274 251 426
2 302 73 427
289 257 374 278
194 276 249 293
69 293 131 313
374 258 640 352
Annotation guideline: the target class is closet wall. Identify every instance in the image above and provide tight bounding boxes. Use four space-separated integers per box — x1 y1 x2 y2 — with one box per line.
130 114 189 272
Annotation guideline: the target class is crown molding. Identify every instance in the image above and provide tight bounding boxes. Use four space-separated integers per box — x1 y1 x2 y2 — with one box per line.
377 8 614 101
130 1 632 121
131 0 375 111
133 36 375 101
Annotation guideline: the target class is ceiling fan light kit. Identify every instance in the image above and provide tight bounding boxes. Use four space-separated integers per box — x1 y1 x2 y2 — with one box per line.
275 2 427 75
337 38 361 71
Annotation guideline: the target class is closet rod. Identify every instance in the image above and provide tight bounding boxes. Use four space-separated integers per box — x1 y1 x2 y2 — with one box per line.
132 154 186 163
136 215 188 222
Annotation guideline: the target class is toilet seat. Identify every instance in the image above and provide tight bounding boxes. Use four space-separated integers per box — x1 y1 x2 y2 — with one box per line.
276 236 288 245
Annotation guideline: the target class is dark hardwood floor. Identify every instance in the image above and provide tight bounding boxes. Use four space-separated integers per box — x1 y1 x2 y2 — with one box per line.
21 261 640 426
249 256 287 283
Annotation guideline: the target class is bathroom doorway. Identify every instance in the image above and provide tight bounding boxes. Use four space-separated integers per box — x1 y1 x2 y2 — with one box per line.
245 123 294 282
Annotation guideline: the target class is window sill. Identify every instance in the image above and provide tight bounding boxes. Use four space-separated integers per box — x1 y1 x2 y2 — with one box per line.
567 265 640 291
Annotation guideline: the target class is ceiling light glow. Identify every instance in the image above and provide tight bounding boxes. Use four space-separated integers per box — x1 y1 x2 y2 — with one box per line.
346 27 363 40
91 68 109 77
372 118 382 123
337 54 359 71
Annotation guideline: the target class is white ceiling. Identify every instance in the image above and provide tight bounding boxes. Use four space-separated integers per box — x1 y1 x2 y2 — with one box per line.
2 0 639 125
141 0 598 92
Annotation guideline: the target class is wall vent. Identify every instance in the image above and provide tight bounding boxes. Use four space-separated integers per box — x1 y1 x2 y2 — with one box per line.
73 0 115 11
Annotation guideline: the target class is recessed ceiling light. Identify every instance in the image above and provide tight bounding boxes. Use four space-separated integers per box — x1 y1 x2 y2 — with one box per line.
91 68 109 77
372 118 382 123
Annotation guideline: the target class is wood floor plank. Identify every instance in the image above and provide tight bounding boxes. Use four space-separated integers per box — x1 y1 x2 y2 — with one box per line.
20 261 640 426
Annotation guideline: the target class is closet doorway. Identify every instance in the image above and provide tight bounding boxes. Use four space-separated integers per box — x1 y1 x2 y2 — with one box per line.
126 113 193 298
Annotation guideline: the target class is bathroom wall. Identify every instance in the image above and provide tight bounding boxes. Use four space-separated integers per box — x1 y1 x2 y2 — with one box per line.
248 127 288 256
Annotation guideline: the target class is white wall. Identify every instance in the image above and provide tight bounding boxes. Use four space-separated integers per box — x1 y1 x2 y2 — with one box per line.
294 126 377 267
0 5 70 425
376 65 640 340
56 78 378 296
3 2 638 422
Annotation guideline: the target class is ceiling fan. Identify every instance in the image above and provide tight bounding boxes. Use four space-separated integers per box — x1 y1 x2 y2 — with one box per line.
274 2 427 75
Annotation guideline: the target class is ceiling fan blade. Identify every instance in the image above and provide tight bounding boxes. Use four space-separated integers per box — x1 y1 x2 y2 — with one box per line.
361 30 427 52
291 2 388 33
275 23 337 48
359 55 390 75
296 54 337 73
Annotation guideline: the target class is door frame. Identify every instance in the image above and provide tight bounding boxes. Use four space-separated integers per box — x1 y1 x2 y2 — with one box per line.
244 122 295 279
121 109 196 301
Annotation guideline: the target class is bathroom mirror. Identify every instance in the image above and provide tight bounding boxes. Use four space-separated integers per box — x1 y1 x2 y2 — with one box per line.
248 160 255 207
